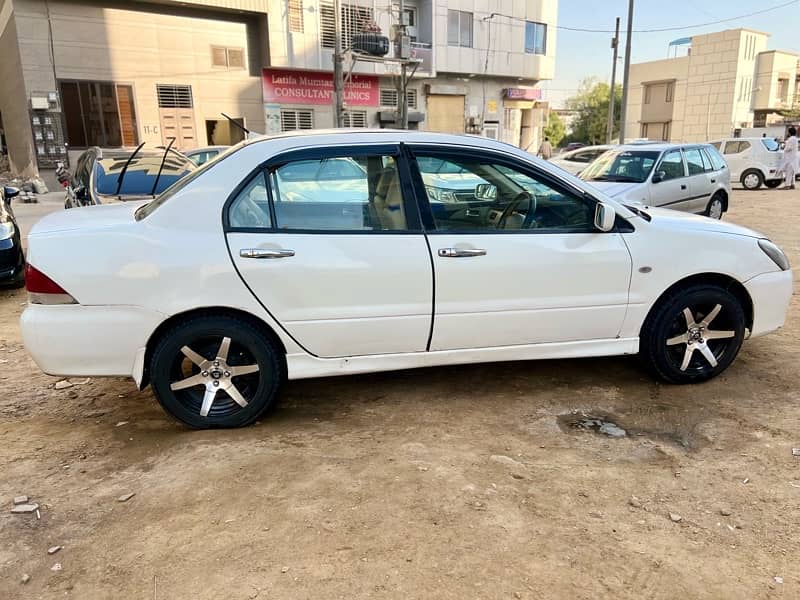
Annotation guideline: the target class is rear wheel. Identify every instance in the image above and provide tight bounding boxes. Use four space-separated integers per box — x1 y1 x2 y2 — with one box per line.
150 315 283 428
741 170 763 190
704 193 725 220
640 284 746 384
765 179 782 189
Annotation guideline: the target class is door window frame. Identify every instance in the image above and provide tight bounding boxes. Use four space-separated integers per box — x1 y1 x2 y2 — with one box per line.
222 144 423 234
654 149 687 181
405 145 617 235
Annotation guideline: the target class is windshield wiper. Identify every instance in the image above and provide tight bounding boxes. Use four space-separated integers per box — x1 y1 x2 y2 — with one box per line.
115 142 146 196
624 204 652 221
150 137 176 196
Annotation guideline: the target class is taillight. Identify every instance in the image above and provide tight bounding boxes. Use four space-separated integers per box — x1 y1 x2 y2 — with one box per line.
25 264 77 305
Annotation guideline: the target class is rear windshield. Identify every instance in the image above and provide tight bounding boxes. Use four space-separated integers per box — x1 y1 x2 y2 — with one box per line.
94 153 195 196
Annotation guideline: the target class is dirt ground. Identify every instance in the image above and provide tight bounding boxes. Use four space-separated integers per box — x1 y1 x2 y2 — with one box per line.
2 188 800 600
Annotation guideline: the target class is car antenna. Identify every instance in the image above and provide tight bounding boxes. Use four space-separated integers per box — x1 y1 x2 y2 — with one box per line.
115 141 146 196
150 137 176 197
221 112 251 136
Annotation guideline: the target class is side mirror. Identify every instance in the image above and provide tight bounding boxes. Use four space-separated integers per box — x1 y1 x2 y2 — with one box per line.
594 202 616 232
3 186 19 201
652 170 666 183
474 183 497 200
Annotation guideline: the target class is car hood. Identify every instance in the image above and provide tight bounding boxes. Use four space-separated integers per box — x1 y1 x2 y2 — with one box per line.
641 206 764 238
584 181 643 197
30 201 147 235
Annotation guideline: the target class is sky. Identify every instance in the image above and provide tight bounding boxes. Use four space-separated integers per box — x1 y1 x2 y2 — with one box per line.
544 0 800 107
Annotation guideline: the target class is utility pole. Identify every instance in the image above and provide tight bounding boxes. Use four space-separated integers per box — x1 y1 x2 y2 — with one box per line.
606 17 620 144
332 0 344 127
618 0 634 144
394 0 409 128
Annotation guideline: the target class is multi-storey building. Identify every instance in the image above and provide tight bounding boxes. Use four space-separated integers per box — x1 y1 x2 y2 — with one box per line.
623 28 799 143
0 0 558 183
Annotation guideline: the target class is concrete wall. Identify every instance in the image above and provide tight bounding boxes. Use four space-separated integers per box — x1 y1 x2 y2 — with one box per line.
625 56 689 142
0 0 37 176
753 50 800 111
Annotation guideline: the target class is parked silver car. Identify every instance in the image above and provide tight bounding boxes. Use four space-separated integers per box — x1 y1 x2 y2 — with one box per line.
579 143 731 219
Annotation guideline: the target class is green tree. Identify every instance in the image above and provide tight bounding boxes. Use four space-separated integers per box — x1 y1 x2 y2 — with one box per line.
543 111 566 148
564 78 622 145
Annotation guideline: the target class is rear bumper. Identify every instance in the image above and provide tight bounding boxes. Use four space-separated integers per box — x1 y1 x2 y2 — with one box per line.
744 269 793 338
21 304 165 379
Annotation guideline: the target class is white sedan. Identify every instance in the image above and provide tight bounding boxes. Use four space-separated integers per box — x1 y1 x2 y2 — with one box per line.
21 131 792 428
549 145 614 175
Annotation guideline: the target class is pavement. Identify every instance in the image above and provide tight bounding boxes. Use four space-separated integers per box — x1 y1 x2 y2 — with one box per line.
12 191 66 243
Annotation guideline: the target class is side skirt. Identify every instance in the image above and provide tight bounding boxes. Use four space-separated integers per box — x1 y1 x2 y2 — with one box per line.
285 338 640 380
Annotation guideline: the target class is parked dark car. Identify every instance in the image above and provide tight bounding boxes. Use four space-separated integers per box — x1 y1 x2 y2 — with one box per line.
66 146 196 209
564 142 586 152
0 186 25 287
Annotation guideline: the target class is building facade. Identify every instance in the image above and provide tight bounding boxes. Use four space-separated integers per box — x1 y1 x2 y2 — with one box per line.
0 0 558 182
623 29 799 143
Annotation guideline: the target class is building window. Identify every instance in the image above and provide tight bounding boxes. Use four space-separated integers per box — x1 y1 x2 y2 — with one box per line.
525 22 547 55
320 1 374 49
288 0 304 33
447 10 473 48
342 110 367 127
379 88 418 109
156 84 193 109
59 81 138 148
644 84 652 104
665 82 674 103
281 109 314 131
211 46 245 69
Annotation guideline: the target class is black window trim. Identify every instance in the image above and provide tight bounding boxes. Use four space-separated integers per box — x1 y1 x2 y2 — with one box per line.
405 144 629 235
222 143 424 234
654 148 688 181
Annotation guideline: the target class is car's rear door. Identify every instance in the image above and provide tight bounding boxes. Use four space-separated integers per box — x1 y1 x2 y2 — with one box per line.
649 149 692 211
409 145 632 351
225 144 433 358
683 147 715 213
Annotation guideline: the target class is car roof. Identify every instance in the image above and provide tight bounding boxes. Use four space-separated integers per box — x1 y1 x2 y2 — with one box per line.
613 142 713 152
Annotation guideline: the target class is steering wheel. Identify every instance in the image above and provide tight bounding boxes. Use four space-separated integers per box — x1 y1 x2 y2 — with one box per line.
498 191 536 229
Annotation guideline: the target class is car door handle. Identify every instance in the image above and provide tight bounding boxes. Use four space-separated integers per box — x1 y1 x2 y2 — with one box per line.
239 248 295 259
680 184 687 190
438 247 487 258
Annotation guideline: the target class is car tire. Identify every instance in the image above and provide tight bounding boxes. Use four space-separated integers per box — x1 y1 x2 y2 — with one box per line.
765 179 782 189
639 284 746 384
741 170 763 190
704 193 725 220
150 315 283 428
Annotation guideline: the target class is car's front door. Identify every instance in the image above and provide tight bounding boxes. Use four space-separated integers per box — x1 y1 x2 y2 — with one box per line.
409 147 633 351
226 145 433 358
649 149 691 211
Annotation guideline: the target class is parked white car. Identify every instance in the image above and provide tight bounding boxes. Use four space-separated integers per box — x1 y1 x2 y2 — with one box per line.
709 137 783 190
580 143 732 219
21 131 791 428
549 145 614 175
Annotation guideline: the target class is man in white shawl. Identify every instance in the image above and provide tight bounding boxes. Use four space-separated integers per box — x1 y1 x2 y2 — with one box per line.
780 126 797 190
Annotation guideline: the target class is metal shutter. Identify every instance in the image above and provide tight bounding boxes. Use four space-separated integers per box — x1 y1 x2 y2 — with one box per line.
343 111 367 127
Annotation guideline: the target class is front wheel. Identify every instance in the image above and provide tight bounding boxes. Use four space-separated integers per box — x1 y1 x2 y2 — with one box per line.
640 284 746 384
705 194 725 220
741 170 763 190
150 315 283 428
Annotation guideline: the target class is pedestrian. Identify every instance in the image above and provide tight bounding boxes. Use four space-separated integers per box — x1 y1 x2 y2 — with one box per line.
537 137 553 160
780 126 797 190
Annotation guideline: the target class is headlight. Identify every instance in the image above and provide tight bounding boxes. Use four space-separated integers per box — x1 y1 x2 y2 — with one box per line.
758 239 790 271
0 221 14 241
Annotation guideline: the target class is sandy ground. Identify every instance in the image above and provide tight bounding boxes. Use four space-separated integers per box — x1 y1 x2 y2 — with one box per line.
1 188 799 599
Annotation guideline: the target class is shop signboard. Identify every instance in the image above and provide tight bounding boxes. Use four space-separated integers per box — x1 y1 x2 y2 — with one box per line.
262 68 379 106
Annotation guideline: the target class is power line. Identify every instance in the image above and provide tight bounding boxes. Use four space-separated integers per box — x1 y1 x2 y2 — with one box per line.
485 0 800 34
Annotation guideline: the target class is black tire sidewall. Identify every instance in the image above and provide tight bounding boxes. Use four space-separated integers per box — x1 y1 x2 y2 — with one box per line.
705 194 724 219
150 316 282 428
641 285 746 384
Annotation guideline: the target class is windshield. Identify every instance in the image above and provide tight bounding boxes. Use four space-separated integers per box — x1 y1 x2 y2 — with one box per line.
761 138 780 152
579 149 660 183
135 144 242 220
95 153 195 197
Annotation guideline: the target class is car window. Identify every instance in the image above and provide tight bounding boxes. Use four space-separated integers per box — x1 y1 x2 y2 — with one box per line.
657 150 685 181
684 148 705 176
570 151 595 164
705 145 727 171
229 172 272 228
94 154 195 196
269 155 408 231
699 148 716 172
724 141 750 154
580 150 659 183
416 154 595 233
761 138 780 151
710 141 722 150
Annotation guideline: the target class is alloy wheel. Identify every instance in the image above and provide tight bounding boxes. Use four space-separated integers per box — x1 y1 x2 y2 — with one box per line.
665 304 736 374
707 198 723 220
742 172 761 190
169 335 261 418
